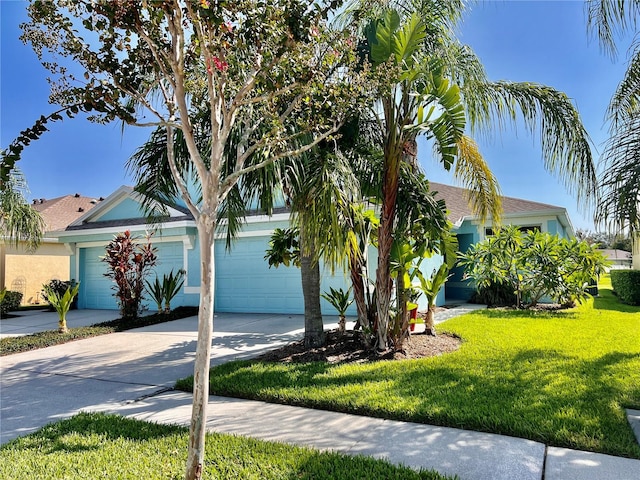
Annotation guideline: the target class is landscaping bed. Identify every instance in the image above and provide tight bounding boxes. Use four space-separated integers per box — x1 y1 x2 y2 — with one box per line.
0 306 198 356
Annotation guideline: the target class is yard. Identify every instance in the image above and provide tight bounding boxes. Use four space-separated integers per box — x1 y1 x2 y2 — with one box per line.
0 413 449 480
177 278 640 459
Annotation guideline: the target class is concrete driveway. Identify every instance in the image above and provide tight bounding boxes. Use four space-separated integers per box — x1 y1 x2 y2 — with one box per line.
0 312 307 444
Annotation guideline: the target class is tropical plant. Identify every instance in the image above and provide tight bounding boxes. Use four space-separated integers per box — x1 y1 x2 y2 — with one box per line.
264 228 301 269
102 231 158 320
0 170 44 251
145 276 165 314
459 226 608 308
162 269 186 313
42 282 80 333
347 1 595 350
414 264 451 336
42 279 76 311
321 287 354 334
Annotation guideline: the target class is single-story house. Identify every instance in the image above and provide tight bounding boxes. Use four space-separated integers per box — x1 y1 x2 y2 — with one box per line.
49 183 575 313
1 194 102 304
597 249 633 270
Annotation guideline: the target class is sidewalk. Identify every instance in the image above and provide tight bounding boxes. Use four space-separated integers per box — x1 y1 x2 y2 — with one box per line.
97 390 640 480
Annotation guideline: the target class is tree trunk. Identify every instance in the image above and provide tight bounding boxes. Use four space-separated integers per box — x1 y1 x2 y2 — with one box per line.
58 316 68 334
185 220 216 480
375 151 400 350
349 253 368 330
425 306 436 336
300 223 325 348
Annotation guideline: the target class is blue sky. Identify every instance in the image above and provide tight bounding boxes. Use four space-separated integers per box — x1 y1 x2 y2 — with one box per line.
0 1 633 231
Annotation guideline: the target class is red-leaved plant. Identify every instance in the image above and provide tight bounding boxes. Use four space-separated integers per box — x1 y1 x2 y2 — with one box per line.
102 231 158 319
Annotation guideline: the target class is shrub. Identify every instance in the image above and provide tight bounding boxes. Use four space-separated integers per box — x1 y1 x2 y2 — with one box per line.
459 226 608 308
102 231 158 319
470 282 517 307
0 290 23 318
42 280 78 310
610 270 640 305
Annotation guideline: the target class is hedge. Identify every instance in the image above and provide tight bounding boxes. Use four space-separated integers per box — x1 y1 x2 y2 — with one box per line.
610 270 640 306
0 290 23 317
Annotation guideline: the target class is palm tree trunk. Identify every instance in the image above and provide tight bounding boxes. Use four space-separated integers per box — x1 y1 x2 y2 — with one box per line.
185 219 216 480
300 223 325 348
375 150 400 350
349 253 368 330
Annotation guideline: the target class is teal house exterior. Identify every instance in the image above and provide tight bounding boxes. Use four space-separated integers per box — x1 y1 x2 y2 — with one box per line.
51 183 575 313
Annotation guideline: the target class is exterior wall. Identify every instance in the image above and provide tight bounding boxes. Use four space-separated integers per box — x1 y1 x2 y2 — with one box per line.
4 242 71 305
634 234 640 269
97 197 147 221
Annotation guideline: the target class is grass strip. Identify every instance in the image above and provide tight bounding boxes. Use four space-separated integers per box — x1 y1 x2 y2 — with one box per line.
176 284 640 459
0 412 452 480
1 306 198 356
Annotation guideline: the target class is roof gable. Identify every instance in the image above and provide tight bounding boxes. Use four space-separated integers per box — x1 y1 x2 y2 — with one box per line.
67 186 193 231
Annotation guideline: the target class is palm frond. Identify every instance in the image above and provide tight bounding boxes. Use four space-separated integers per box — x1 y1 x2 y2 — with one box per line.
586 0 640 58
608 43 640 127
453 135 502 224
596 115 640 233
463 81 596 207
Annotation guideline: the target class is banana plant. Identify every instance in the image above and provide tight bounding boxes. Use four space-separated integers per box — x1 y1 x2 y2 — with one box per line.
43 282 80 333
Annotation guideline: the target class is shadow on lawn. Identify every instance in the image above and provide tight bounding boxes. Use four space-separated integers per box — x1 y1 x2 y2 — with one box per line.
208 347 640 459
593 289 640 313
9 412 186 454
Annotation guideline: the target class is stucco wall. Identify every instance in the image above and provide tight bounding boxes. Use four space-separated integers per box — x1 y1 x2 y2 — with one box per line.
634 234 640 269
4 242 71 305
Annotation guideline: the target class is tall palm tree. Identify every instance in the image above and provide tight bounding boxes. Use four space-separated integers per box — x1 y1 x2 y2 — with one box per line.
0 170 45 289
349 1 595 349
587 0 640 235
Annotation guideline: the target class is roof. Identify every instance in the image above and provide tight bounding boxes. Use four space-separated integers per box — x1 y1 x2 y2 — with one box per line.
429 182 564 224
597 249 633 261
31 194 104 232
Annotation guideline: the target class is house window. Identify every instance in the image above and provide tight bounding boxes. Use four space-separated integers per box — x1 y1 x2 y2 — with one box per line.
485 225 541 236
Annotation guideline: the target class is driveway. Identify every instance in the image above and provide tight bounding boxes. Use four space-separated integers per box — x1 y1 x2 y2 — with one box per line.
0 312 308 444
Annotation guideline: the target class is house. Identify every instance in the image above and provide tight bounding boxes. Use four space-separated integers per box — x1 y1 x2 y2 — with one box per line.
1 194 103 304
597 249 633 270
634 234 640 270
430 183 575 301
49 183 575 313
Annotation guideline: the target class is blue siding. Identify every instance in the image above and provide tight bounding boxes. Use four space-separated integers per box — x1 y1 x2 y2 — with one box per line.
96 198 146 221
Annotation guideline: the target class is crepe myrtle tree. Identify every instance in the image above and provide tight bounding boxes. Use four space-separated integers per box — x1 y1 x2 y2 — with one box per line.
12 1 368 478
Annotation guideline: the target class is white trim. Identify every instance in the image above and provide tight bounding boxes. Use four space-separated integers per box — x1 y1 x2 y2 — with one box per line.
73 235 190 249
214 229 277 240
51 220 196 238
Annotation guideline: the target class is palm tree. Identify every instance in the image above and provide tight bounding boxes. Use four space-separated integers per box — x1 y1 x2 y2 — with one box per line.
349 1 595 349
0 170 45 289
587 0 640 235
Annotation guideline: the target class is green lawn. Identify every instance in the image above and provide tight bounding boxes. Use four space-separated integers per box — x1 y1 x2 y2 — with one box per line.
177 282 640 459
0 413 450 480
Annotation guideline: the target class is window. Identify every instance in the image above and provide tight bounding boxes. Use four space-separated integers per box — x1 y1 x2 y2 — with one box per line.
485 225 541 236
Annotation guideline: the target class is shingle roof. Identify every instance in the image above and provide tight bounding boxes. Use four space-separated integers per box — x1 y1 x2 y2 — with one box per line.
31 194 103 232
429 182 563 224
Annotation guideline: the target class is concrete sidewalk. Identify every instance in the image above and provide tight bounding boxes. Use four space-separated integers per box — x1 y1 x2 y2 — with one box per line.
2 306 639 480
98 390 640 480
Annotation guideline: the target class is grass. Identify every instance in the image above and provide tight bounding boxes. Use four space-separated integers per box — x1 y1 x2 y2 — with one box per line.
0 306 198 356
0 412 452 480
176 281 640 459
